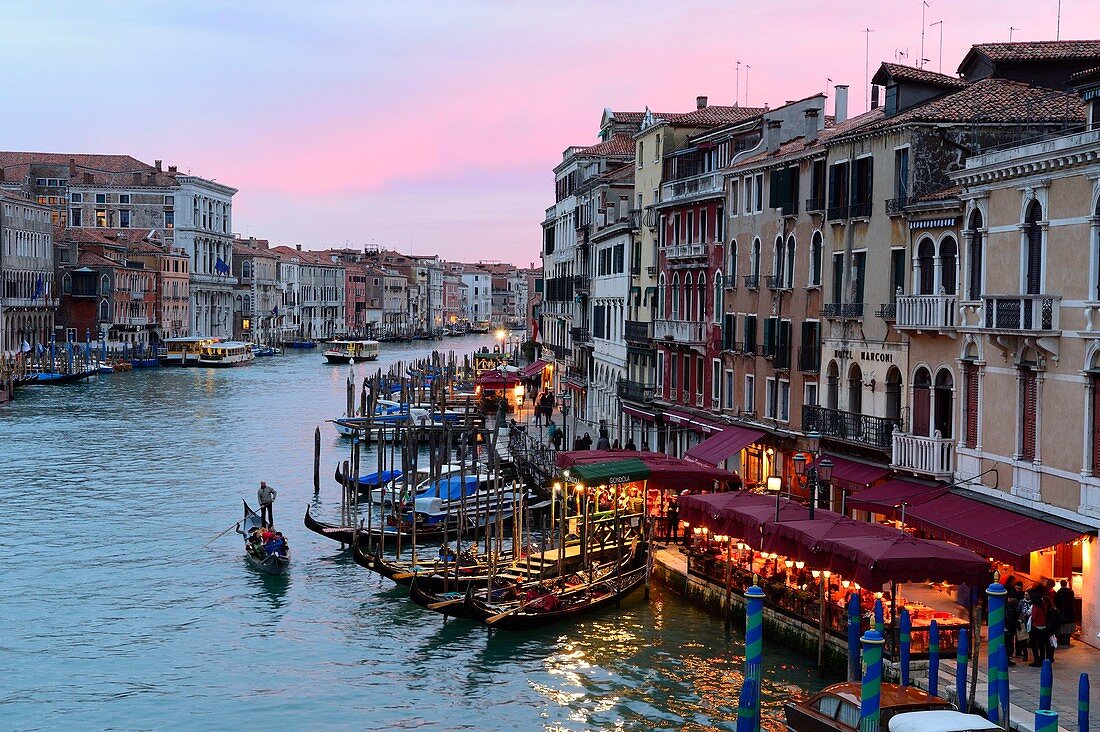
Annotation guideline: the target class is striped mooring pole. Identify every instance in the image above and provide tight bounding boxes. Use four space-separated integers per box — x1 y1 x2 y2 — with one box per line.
873 597 884 636
1040 659 1053 711
986 579 1007 725
1035 709 1059 732
735 582 765 732
928 619 940 698
847 592 861 682
1080 673 1090 732
859 629 886 732
956 626 969 713
899 608 911 687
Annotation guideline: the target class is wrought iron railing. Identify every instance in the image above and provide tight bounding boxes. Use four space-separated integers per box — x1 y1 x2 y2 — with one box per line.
848 201 872 218
617 379 655 402
805 196 825 213
876 303 896 321
802 405 900 450
797 345 820 373
822 302 864 319
885 195 908 216
743 274 760 289
624 320 652 343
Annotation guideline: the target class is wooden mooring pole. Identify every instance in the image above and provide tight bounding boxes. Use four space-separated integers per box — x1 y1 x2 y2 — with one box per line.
314 426 321 494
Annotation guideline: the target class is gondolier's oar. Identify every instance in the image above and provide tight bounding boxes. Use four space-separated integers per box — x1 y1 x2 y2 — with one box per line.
203 521 241 547
427 597 465 610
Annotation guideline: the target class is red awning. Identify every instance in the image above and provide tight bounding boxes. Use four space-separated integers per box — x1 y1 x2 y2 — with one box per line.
517 359 548 379
678 491 990 586
846 478 948 516
476 368 518 388
684 426 765 466
555 450 737 491
663 409 722 434
904 491 1091 567
622 405 656 422
816 455 890 488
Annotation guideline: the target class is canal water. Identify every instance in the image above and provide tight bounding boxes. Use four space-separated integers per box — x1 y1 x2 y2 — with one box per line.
1 336 831 731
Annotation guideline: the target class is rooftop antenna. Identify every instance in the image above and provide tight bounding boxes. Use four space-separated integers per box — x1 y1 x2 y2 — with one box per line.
745 64 752 106
1009 26 1019 41
1056 0 1062 40
930 20 944 72
735 60 741 107
826 76 833 96
920 1 930 69
864 28 875 111
894 48 910 63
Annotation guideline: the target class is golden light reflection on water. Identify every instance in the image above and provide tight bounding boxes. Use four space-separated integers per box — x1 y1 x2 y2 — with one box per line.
530 585 832 731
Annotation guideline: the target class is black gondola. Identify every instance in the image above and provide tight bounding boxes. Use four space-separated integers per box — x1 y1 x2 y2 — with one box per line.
351 533 507 591
239 501 290 575
303 504 454 548
408 578 474 619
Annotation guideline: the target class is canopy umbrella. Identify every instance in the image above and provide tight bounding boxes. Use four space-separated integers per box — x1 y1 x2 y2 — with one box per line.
567 458 650 486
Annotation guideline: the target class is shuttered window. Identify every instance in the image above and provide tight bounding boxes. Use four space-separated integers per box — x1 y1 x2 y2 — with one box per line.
913 386 931 436
1092 375 1100 474
964 363 979 449
1020 369 1038 462
763 317 776 357
744 315 757 353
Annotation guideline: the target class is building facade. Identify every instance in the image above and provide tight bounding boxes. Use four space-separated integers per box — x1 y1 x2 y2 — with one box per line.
0 193 55 352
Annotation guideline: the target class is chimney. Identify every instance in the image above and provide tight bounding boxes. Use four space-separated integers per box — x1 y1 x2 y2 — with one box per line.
154 160 162 172
871 85 880 110
804 109 820 142
69 158 77 177
296 244 302 251
696 95 708 109
767 119 783 154
834 84 849 123
0 168 4 182
168 165 177 174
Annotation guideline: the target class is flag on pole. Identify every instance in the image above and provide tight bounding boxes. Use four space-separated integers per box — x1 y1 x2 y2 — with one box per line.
214 257 230 275
271 305 279 317
31 274 43 303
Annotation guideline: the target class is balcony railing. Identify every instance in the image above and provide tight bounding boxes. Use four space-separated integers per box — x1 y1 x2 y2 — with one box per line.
666 242 707 260
653 319 706 344
765 275 791 290
573 273 591 291
805 196 825 213
544 342 570 361
826 204 848 221
624 320 652 344
802 405 901 451
731 341 761 356
876 303 896 321
743 274 760 289
973 294 1061 332
849 201 872 218
892 432 955 481
570 326 591 343
617 379 655 402
896 294 957 330
822 302 865 320
779 200 799 217
660 171 722 202
885 196 908 216
797 345 820 373
771 345 791 370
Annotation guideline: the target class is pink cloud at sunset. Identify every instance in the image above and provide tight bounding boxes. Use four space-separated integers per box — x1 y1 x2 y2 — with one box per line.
2 1 1099 264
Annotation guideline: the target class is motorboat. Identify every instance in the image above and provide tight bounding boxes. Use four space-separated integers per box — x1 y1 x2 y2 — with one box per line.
160 336 221 366
784 682 953 731
197 341 256 367
323 339 380 364
888 711 1000 732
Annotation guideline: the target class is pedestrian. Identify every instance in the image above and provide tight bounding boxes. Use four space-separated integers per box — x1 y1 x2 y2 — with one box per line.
258 480 277 528
1028 587 1055 666
666 499 679 542
611 439 621 450
1017 591 1033 662
596 432 612 450
551 426 564 451
598 419 609 440
572 434 584 451
640 438 650 452
1005 595 1020 666
625 436 637 451
1055 579 1076 645
580 432 593 450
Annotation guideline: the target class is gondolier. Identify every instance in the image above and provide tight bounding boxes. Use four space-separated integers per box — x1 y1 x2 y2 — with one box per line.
258 481 277 527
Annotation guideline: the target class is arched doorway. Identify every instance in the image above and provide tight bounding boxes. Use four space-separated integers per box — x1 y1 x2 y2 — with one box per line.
848 363 863 414
934 369 954 438
940 237 958 294
826 360 839 409
912 367 932 436
917 238 935 294
885 366 902 421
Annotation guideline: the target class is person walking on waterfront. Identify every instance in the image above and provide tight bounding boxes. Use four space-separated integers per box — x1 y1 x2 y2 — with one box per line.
1055 579 1076 645
666 499 679 542
596 432 611 450
625 436 636 451
258 481 277 528
1028 586 1055 666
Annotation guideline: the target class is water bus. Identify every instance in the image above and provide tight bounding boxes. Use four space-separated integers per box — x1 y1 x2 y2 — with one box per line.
160 336 222 366
323 340 380 364
197 341 256 368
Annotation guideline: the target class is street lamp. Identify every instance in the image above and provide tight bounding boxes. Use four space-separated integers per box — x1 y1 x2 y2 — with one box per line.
767 474 782 522
559 391 572 450
793 431 832 520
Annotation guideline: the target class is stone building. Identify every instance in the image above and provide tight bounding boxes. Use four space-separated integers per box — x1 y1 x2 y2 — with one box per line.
0 193 55 352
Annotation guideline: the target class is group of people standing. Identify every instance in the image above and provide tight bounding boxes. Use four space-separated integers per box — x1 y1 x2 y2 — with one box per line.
1004 576 1077 667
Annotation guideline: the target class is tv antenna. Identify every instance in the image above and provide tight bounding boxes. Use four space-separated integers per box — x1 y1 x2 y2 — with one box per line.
735 60 741 107
1009 26 1019 41
745 64 752 106
919 1 930 68
930 20 944 72
864 28 875 111
1056 0 1062 40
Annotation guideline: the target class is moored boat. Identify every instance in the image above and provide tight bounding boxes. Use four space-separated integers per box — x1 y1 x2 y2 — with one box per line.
250 344 277 357
285 339 317 349
322 339 380 364
783 682 953 731
160 336 221 366
238 501 290 575
22 368 97 385
198 341 256 367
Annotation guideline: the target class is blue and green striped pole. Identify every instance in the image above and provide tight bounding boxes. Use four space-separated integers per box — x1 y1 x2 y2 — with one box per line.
1040 659 1053 711
1080 673 1090 732
1036 709 1058 732
987 580 1007 725
873 597 884 635
847 592 862 682
736 583 765 732
928 619 940 698
859 629 885 732
956 627 969 713
899 608 912 687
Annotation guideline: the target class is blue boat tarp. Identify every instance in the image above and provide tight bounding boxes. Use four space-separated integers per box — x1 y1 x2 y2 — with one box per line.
356 469 402 487
419 475 480 501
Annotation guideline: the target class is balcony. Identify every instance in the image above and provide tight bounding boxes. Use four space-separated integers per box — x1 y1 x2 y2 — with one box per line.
573 273 590 292
826 204 848 221
822 302 864 320
802 405 901 451
805 197 825 213
665 242 707 260
770 345 791 370
743 274 760 289
730 341 760 356
624 320 652 344
876 303 896 321
653 319 706 344
970 294 1061 333
797 345 820 373
544 342 570 361
115 316 150 327
885 195 908 216
565 365 588 387
896 294 957 331
570 326 591 344
617 379 655 402
779 200 799 217
849 201 872 218
892 432 955 481
765 275 791 291
660 171 722 202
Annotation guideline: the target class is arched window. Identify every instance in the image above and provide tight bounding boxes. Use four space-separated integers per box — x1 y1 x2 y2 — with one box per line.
1094 198 1100 301
773 235 784 283
101 275 111 294
934 369 954 438
62 273 71 295
967 210 984 301
917 238 935 294
98 298 110 322
809 231 818 286
885 367 902 421
242 260 252 279
912 367 932 436
1089 350 1100 474
657 273 666 319
697 272 706 321
785 235 796 288
671 273 680 319
713 270 722 323
1025 201 1043 295
728 240 738 280
684 272 693 321
751 238 761 277
847 363 863 414
826 361 840 409
940 237 958 295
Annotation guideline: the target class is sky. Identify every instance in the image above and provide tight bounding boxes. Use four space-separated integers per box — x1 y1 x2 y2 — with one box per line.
1 1 1097 265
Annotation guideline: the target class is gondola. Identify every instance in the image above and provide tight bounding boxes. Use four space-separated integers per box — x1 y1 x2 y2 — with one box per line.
304 504 450 547
19 369 97 385
408 578 474 619
351 531 514 592
463 563 648 631
239 501 290 575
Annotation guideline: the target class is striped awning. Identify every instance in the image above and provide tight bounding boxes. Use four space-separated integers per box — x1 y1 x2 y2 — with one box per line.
909 218 958 230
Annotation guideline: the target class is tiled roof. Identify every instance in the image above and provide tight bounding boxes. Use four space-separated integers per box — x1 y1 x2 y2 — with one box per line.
77 250 118 268
62 227 157 246
670 105 766 126
232 239 274 256
1069 65 1100 84
912 184 963 203
727 108 885 170
873 62 968 89
966 40 1100 64
608 110 683 124
577 134 635 157
0 151 179 188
